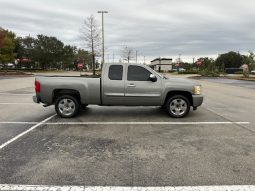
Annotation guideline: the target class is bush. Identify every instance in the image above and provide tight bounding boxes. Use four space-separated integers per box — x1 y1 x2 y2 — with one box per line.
234 71 243 74
199 70 220 77
178 70 199 74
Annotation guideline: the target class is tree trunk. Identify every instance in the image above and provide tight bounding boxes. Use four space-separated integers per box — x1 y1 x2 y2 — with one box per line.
92 53 95 76
90 20 96 76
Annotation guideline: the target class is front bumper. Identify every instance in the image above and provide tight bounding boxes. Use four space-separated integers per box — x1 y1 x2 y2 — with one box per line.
192 95 204 107
33 95 40 103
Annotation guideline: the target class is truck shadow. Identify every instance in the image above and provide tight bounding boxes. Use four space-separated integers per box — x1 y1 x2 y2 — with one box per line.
76 105 198 121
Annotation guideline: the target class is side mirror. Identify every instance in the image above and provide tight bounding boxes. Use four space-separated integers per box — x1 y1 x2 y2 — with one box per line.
149 74 157 82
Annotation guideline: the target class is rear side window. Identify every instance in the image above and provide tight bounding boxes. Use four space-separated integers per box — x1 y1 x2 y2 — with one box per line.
108 65 123 80
127 65 151 81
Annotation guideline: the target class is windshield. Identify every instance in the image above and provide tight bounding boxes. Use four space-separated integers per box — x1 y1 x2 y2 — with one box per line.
154 70 168 79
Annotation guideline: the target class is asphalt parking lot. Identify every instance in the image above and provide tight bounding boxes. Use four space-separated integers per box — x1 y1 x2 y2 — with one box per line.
0 74 255 190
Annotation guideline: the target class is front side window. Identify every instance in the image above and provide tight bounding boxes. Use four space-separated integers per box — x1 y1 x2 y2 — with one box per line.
108 65 123 80
127 65 151 81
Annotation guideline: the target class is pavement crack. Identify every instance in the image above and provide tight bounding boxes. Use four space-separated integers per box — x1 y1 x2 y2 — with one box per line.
126 124 134 186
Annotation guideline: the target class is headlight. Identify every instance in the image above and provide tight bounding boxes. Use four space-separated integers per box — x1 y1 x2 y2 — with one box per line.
193 86 201 95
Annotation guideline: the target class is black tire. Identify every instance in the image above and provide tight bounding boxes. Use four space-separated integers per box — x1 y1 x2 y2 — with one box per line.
166 95 190 118
55 95 80 118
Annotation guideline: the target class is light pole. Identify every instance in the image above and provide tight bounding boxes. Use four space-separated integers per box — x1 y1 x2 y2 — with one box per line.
97 11 108 65
178 54 181 72
135 50 138 63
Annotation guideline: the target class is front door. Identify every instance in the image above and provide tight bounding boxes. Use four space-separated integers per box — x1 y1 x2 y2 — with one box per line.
124 65 162 106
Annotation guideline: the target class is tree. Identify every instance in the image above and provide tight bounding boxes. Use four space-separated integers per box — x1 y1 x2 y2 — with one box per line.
241 51 255 77
0 29 5 48
199 57 216 71
215 51 243 71
61 45 76 69
81 15 101 75
33 35 65 69
75 49 93 70
0 28 16 69
242 51 255 71
15 36 36 68
121 46 134 63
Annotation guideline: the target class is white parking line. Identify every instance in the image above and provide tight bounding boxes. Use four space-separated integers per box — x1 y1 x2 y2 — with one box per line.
0 184 255 191
0 121 250 125
0 93 34 96
0 103 35 104
0 114 56 150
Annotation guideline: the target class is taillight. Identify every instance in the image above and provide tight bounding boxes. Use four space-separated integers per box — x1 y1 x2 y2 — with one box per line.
35 80 40 93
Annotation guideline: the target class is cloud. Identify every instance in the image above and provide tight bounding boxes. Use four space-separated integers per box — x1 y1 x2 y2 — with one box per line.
1 0 255 62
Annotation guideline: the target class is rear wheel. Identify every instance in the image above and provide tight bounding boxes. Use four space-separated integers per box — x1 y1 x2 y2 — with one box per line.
55 95 80 118
166 95 190 118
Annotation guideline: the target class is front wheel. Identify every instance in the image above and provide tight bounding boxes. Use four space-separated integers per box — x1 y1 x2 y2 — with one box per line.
55 95 80 118
166 95 190 118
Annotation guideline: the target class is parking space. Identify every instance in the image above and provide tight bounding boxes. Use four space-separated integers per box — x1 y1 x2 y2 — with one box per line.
0 75 255 188
199 78 255 89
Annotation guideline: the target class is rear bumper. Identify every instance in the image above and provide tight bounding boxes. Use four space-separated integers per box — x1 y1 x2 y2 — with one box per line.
192 95 204 107
33 95 40 103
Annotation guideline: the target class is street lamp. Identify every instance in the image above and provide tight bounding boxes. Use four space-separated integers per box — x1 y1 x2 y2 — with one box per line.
97 11 108 65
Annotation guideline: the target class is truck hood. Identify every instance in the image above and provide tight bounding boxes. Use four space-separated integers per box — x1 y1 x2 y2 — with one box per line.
164 77 200 86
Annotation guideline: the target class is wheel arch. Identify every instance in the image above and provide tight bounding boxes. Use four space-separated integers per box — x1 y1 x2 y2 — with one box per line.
53 89 81 104
164 90 193 106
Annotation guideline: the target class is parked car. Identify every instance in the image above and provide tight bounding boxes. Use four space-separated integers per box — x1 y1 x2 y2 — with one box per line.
251 70 255 75
179 68 186 72
33 63 204 118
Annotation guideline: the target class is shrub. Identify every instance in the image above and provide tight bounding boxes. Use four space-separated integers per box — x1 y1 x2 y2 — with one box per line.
234 71 243 74
178 70 199 74
199 70 220 77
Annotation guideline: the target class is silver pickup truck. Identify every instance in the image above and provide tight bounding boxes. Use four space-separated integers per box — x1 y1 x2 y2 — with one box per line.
33 63 203 118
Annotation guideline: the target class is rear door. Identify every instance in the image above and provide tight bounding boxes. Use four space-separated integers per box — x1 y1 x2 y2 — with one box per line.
102 64 125 105
123 64 163 106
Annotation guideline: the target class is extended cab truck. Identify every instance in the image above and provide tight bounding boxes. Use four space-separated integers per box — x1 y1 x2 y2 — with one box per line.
33 63 203 118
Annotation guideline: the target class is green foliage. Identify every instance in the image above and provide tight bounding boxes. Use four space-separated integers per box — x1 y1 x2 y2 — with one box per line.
215 51 243 71
242 51 255 72
199 70 220 77
196 57 220 77
234 71 243 74
0 28 16 67
178 70 199 74
16 34 77 70
75 49 93 69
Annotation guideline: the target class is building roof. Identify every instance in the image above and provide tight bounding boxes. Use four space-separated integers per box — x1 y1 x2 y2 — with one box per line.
151 58 173 62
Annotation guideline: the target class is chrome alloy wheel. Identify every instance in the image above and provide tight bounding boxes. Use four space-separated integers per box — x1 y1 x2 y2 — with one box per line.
169 98 187 116
58 98 76 116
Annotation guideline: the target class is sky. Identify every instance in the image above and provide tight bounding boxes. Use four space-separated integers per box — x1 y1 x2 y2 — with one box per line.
1 0 255 63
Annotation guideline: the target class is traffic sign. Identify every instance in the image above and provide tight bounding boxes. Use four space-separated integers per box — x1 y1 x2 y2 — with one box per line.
77 63 84 70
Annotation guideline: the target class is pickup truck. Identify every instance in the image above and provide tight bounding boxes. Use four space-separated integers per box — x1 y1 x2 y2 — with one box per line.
33 63 203 118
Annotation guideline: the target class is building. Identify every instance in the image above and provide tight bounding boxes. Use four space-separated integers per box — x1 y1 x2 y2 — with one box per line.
150 58 173 72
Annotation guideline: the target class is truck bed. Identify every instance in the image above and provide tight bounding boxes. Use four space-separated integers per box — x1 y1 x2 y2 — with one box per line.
35 76 101 105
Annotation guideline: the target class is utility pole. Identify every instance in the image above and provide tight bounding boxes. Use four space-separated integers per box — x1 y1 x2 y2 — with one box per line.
159 56 161 72
178 54 181 72
135 50 138 63
144 56 145 64
107 54 110 63
113 53 115 63
97 11 108 66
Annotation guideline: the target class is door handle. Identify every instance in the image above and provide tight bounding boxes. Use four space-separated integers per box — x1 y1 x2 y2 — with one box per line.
128 84 136 87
